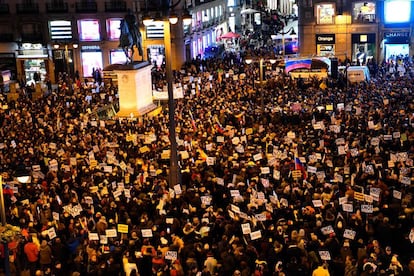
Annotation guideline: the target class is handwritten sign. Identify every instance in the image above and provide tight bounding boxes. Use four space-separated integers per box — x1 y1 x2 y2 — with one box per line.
250 230 262 240
89 232 99 241
165 251 178 260
117 224 129 233
106 229 117 238
141 229 153 238
343 229 356 240
241 223 251 234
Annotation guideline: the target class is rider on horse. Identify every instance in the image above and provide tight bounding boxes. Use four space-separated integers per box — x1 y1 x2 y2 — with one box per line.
124 9 139 47
119 9 143 62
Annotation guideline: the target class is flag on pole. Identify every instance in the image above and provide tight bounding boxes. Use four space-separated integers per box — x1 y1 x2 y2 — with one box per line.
198 148 208 161
294 152 307 180
189 110 197 131
214 117 225 134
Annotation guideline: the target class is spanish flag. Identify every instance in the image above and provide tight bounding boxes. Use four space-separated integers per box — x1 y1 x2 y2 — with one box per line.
198 148 208 161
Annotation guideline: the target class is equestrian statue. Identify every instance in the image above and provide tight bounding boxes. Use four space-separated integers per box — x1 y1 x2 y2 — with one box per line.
119 9 144 63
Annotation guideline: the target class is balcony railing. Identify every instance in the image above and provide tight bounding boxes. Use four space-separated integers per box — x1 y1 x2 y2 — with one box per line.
0 3 9 14
75 1 97 13
46 2 69 13
105 1 127 12
16 3 39 14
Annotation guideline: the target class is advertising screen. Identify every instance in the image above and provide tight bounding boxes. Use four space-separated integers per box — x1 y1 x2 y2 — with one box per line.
107 19 122 41
110 50 127 64
384 0 411 23
79 20 100 41
81 51 103 77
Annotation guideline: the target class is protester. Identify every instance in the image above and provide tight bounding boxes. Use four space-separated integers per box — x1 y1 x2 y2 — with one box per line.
0 52 414 276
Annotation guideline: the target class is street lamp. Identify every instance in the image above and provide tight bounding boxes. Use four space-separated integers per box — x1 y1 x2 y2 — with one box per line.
53 40 79 77
245 57 277 115
143 6 191 188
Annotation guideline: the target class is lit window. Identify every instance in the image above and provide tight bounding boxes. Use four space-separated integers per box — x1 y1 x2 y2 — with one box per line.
316 4 335 24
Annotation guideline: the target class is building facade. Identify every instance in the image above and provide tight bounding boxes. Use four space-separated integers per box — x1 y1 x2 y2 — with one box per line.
298 0 413 64
0 0 230 85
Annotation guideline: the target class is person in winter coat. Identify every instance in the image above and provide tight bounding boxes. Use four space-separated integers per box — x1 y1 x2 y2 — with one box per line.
39 239 52 271
24 236 39 276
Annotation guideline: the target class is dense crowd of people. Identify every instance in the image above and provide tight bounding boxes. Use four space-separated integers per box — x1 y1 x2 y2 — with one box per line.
0 52 414 276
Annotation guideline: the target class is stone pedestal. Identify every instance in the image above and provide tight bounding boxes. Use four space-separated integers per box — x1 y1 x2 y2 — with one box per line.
105 62 156 117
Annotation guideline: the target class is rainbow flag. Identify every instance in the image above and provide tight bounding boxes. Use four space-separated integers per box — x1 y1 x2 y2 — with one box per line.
285 59 312 73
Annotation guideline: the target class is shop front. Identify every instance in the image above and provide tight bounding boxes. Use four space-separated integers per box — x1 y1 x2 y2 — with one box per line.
80 45 103 78
315 34 335 57
16 43 53 85
383 31 410 61
351 33 376 65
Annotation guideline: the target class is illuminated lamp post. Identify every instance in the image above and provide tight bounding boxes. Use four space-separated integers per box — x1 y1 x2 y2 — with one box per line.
143 4 191 188
245 57 277 115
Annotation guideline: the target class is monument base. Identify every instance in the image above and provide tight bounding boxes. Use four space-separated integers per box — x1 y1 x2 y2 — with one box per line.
115 103 158 118
104 61 155 118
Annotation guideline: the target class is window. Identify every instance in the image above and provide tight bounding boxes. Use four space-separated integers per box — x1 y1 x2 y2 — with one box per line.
49 20 72 40
353 2 376 23
315 3 335 24
110 50 127 64
78 19 100 41
106 18 121 41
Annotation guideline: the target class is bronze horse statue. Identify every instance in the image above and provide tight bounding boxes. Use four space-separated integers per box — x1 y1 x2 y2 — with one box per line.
119 18 143 63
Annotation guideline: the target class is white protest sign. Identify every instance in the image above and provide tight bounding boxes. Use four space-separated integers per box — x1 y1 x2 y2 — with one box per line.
255 213 267 221
89 232 99 241
106 229 117 238
241 223 251 234
319 250 331 261
342 203 353 213
201 196 212 206
393 190 402 200
165 251 178 260
230 190 240 197
312 200 323 208
361 204 373 214
343 229 356 240
250 230 262 240
100 235 108 244
48 228 57 240
260 167 270 174
141 229 153 238
253 153 262 161
174 184 182 195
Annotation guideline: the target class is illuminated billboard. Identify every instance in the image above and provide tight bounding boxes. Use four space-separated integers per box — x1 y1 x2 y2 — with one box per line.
384 0 411 23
